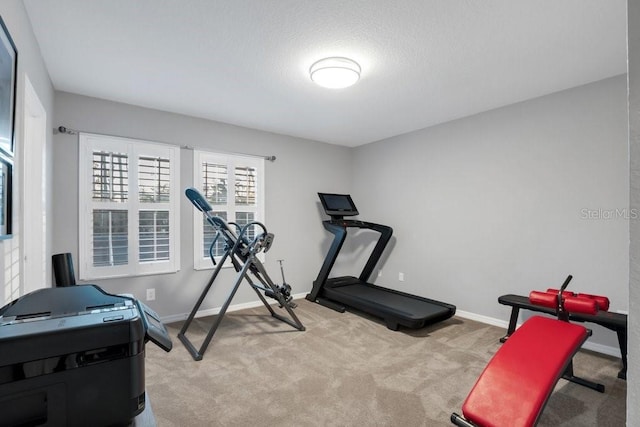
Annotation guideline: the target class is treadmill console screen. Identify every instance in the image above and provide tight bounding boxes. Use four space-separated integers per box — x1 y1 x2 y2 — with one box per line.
318 193 359 218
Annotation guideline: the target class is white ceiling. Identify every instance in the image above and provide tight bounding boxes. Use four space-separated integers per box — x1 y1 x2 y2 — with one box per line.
23 0 627 147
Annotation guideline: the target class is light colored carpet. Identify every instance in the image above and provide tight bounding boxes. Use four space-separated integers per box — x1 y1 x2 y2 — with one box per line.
144 299 626 426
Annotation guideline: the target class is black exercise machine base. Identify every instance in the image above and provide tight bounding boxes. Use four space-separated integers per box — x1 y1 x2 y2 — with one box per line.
498 293 627 380
307 277 456 331
311 296 347 313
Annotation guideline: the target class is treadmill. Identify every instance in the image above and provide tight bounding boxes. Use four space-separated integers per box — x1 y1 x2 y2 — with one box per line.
306 193 456 330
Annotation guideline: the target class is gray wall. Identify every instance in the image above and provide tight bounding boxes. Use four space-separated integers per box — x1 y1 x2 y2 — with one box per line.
628 0 639 422
52 92 352 318
53 76 631 363
352 76 629 352
0 1 55 302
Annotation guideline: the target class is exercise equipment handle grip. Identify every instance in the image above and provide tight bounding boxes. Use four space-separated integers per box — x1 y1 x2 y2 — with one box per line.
559 275 573 292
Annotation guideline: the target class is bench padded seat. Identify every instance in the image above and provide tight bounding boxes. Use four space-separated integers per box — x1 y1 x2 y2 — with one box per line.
461 316 588 427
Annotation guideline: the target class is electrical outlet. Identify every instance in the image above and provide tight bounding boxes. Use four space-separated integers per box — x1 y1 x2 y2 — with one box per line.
146 288 156 301
399 272 404 281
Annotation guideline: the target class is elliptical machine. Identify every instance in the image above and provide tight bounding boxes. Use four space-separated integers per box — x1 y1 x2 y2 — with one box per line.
178 187 305 361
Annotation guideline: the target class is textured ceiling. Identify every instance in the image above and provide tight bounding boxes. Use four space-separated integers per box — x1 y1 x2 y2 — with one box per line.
23 0 627 147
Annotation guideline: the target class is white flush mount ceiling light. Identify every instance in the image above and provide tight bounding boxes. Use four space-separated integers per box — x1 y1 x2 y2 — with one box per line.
309 57 361 89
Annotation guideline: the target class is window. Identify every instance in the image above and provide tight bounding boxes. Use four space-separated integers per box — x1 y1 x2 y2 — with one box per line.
192 151 265 269
78 133 180 279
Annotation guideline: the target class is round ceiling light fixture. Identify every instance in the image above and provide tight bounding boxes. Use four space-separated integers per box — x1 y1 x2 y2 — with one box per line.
309 57 361 89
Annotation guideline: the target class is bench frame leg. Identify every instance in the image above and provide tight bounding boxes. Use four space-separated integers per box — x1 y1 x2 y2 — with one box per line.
500 306 520 343
562 360 605 393
617 328 627 379
451 413 476 427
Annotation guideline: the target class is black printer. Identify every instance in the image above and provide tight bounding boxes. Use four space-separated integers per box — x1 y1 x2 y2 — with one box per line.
0 285 172 427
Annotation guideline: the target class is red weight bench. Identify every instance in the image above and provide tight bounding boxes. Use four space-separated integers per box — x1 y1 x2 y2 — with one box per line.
451 276 604 427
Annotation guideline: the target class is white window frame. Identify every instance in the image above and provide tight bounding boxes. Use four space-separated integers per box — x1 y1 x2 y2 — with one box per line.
78 133 180 280
192 150 265 270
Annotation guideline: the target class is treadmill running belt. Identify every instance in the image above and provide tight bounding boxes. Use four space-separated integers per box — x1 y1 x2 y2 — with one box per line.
323 280 454 329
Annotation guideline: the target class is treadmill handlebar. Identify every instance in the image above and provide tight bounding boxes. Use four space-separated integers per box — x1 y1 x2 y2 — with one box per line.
326 218 393 233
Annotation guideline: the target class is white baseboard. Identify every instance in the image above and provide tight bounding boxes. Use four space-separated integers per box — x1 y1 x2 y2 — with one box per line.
455 310 621 358
455 309 510 329
580 341 622 358
161 296 621 359
161 292 307 324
